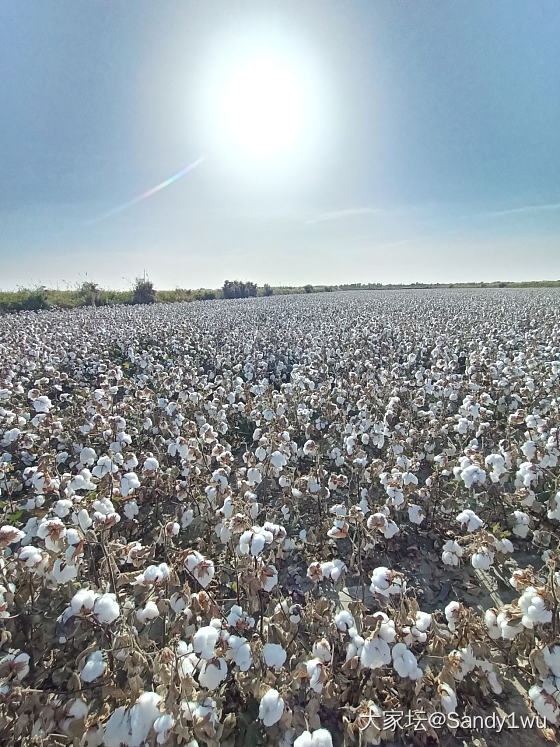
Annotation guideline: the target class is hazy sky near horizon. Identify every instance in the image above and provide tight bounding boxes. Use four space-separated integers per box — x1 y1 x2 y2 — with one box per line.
1 0 559 289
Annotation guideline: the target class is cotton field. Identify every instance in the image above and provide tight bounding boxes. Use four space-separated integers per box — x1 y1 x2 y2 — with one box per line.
1 289 560 746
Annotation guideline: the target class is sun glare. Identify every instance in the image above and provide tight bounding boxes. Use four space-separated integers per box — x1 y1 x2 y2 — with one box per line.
222 59 304 155
193 28 330 183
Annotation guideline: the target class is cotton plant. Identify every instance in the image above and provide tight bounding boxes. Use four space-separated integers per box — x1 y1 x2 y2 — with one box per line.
1 286 560 744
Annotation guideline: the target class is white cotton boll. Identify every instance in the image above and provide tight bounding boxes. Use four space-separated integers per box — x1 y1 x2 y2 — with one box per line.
181 507 194 528
444 601 462 631
246 467 262 485
312 639 332 663
153 714 174 744
143 457 159 472
382 520 399 538
439 682 457 714
512 510 530 538
70 588 97 615
261 564 278 592
17 545 44 570
529 681 559 725
408 504 425 524
33 395 52 413
270 451 287 469
370 566 404 597
521 441 537 460
519 587 552 628
456 509 483 532
263 643 287 669
360 635 391 669
334 610 354 631
459 463 486 488
50 558 78 585
471 549 494 569
259 688 285 726
442 539 463 566
198 658 227 689
53 499 73 518
306 658 325 692
294 729 333 747
136 601 160 624
80 651 106 682
496 610 523 640
495 537 514 554
0 525 25 547
93 593 120 624
373 612 396 643
543 645 560 677
121 472 140 497
193 625 220 660
392 642 422 680
484 609 501 640
104 691 162 747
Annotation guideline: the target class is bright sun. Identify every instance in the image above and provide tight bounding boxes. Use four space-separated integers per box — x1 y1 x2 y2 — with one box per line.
222 59 305 156
193 29 330 183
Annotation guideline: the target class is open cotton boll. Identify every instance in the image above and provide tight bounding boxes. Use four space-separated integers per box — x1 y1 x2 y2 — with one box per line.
193 625 220 660
120 472 140 497
320 559 347 581
226 635 252 671
259 688 284 726
71 588 97 615
104 691 162 747
529 680 560 724
263 643 287 669
312 638 332 663
471 548 494 569
370 566 405 596
442 539 463 566
238 526 273 556
392 642 422 680
519 587 552 628
198 658 227 689
439 682 457 714
360 634 391 670
334 610 354 631
512 510 530 538
136 601 160 624
306 658 326 692
444 601 463 631
408 504 425 524
93 592 120 624
153 714 174 744
0 525 25 548
456 509 483 532
142 457 159 473
294 729 333 747
80 650 106 682
185 551 215 588
543 645 560 678
496 609 523 639
484 609 501 640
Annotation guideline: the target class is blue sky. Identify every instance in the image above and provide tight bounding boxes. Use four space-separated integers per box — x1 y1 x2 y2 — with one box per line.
1 0 559 289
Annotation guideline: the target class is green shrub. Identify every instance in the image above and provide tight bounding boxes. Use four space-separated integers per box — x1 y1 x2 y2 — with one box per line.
132 278 156 304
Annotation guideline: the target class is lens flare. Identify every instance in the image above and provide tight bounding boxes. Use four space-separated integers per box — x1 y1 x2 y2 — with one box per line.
87 156 205 224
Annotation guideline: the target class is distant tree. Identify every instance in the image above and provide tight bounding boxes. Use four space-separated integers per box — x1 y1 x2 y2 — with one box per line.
133 277 156 304
304 284 313 294
198 291 216 301
324 285 334 292
20 287 49 311
263 283 273 296
222 280 258 299
78 281 102 306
